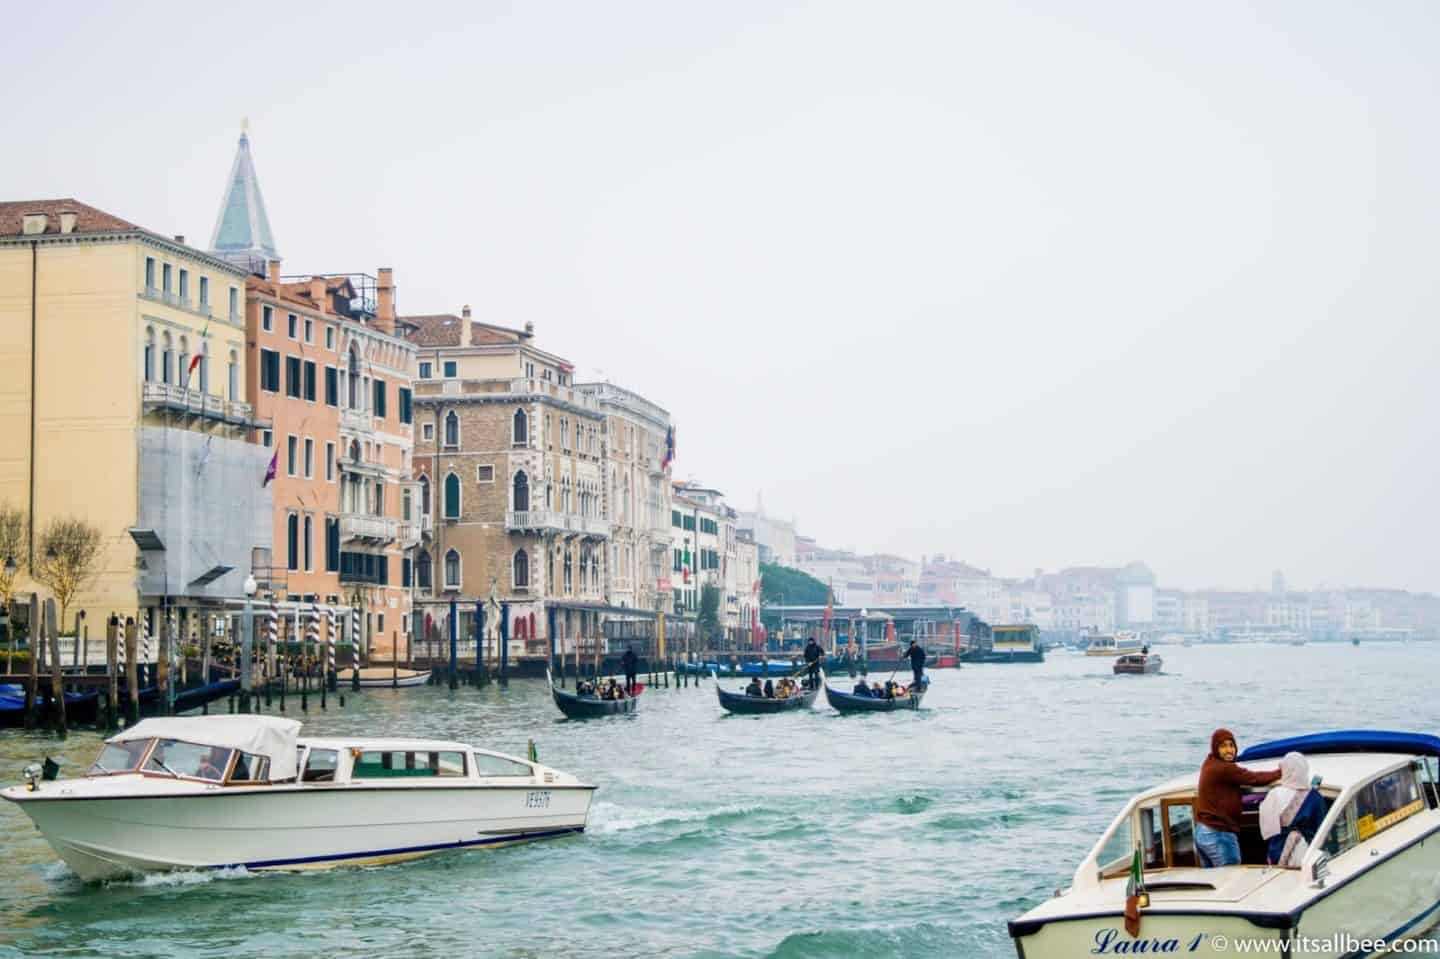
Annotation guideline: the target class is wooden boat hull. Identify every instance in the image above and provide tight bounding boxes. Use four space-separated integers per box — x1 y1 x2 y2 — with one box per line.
547 671 640 719
823 680 927 713
355 668 430 688
714 671 818 714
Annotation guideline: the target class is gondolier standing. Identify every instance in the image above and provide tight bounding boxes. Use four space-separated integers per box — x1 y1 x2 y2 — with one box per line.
905 639 926 688
803 636 823 689
622 646 638 696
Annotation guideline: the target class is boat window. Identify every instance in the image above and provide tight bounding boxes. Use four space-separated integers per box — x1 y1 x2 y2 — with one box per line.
1139 806 1165 870
351 750 467 779
1417 759 1440 810
1095 809 1136 879
90 739 151 775
302 748 339 783
1354 768 1423 842
145 740 233 782
229 752 270 783
1163 801 1198 869
473 753 534 778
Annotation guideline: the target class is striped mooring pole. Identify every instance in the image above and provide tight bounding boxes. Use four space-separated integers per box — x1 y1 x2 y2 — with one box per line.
327 605 338 693
267 595 279 708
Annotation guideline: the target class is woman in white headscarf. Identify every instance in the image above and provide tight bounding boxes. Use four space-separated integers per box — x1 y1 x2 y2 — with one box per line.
1259 752 1326 867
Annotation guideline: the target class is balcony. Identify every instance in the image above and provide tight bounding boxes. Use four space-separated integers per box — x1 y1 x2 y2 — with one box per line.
504 510 610 539
341 513 398 544
142 383 268 429
397 521 420 546
507 509 567 534
340 407 372 433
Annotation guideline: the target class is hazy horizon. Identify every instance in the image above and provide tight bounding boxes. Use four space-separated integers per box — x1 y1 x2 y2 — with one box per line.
5 1 1437 593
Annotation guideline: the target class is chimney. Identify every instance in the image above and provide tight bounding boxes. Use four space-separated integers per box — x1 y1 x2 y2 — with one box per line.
174 234 186 245
524 321 534 337
58 211 78 234
267 259 282 284
461 304 471 320
375 267 395 334
310 276 328 315
21 213 47 235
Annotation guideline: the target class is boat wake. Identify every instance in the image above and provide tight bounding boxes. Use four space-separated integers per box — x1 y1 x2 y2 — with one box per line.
588 800 762 835
105 866 256 889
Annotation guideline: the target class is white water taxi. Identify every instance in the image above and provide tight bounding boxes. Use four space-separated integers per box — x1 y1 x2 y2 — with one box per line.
1009 731 1440 958
1085 631 1144 657
1 715 594 882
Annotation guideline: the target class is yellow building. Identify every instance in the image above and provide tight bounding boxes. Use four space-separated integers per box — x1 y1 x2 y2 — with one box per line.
0 199 271 633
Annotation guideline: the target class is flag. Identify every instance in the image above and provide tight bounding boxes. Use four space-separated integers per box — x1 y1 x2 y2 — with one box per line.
661 426 675 472
751 578 760 594
262 449 278 487
822 582 834 630
1124 847 1145 937
188 317 209 377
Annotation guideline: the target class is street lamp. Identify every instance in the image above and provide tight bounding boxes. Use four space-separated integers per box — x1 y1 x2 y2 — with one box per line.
241 573 256 711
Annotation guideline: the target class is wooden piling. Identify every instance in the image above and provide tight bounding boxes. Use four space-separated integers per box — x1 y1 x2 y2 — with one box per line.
124 618 139 725
105 616 119 731
24 593 38 728
46 599 65 734
157 609 171 716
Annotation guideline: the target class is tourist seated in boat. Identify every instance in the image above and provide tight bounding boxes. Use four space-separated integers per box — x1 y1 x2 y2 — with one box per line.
577 680 595 697
870 682 884 698
763 679 775 698
1196 728 1281 867
852 678 872 697
1259 752 1327 867
745 678 764 697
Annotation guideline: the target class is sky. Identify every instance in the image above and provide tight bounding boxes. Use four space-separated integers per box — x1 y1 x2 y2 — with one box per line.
4 1 1438 593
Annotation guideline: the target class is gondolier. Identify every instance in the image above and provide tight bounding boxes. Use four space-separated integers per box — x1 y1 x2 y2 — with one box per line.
622 646 638 695
803 637 823 689
905 639 926 687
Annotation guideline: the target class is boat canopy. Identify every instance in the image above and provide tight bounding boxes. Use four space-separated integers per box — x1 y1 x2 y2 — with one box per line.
1239 730 1440 763
109 716 301 780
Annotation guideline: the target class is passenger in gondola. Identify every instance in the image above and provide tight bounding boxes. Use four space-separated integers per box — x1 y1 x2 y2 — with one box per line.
763 679 775 698
870 682 884 698
852 678 872 697
745 677 763 697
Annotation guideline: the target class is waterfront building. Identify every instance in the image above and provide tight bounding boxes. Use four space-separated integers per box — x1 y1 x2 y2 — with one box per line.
864 553 921 606
0 199 269 630
669 482 727 622
737 500 797 567
574 381 672 616
734 530 761 644
210 128 418 660
402 308 611 664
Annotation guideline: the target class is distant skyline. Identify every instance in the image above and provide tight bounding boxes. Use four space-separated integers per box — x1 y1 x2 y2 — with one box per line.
4 1 1437 593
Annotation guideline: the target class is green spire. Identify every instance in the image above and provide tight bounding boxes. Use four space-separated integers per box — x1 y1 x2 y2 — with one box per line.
210 123 278 261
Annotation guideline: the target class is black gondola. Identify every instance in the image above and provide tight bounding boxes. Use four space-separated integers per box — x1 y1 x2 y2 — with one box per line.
823 676 928 713
548 670 641 719
713 670 819 715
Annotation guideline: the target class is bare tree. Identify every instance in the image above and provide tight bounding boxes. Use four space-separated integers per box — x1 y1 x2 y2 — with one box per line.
0 504 26 661
32 517 102 634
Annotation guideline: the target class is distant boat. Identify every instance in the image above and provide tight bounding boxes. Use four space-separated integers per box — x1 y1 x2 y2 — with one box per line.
355 667 430 688
714 670 818 714
1085 632 1143 657
547 670 640 719
1112 653 1162 675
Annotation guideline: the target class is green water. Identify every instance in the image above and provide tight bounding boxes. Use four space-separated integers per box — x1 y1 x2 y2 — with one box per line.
2 643 1437 957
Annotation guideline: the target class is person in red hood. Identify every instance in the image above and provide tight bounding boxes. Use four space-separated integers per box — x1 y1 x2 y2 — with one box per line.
1195 728 1282 867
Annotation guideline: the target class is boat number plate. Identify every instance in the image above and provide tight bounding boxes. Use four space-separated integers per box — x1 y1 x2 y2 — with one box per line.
525 790 552 808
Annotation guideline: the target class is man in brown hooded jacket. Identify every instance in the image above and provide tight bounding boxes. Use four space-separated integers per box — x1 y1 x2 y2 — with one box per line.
1195 727 1281 867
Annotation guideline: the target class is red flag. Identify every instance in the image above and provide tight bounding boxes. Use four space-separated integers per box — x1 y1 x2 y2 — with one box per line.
262 449 278 487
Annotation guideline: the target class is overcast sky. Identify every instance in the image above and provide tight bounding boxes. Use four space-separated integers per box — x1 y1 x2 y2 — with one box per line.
6 1 1437 593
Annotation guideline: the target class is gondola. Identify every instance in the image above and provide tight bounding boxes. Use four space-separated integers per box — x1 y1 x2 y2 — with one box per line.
713 669 819 715
547 669 641 719
823 676 928 713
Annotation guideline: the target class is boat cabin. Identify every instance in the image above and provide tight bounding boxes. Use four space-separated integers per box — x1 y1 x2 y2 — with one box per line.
1078 742 1440 890
295 738 555 786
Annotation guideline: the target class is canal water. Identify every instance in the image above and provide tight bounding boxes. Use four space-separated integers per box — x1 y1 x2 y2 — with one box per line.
2 642 1438 958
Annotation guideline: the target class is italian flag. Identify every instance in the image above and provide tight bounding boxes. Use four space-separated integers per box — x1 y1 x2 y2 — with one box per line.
188 317 209 377
1124 847 1145 937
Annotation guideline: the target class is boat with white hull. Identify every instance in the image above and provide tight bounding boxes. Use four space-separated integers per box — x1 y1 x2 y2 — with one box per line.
1009 731 1440 958
1 715 594 882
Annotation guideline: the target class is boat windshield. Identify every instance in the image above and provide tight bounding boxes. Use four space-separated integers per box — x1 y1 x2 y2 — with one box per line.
143 739 234 782
89 739 152 776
